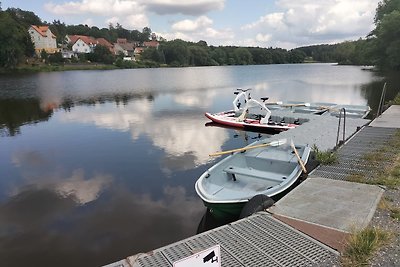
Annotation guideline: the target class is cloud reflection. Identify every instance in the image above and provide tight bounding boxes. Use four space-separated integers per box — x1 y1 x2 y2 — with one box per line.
0 184 204 267
10 150 113 205
60 98 229 171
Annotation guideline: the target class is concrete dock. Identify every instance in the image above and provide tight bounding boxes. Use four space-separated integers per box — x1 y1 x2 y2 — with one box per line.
105 106 399 267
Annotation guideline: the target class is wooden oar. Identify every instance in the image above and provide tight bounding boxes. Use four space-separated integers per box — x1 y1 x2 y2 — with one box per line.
290 139 307 173
209 139 287 157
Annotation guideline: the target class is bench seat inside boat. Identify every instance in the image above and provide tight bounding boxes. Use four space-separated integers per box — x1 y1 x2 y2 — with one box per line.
223 166 289 182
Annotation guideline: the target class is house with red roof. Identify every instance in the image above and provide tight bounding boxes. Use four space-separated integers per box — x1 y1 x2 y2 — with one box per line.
28 25 58 55
143 40 160 49
66 35 114 54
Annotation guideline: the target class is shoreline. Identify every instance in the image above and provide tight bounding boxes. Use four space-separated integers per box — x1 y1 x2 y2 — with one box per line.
1 61 373 74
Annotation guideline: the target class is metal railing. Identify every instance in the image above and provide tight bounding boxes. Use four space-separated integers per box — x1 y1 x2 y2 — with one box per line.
336 108 346 147
376 82 387 118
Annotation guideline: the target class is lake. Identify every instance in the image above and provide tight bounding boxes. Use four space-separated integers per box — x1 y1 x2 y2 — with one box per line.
0 64 398 266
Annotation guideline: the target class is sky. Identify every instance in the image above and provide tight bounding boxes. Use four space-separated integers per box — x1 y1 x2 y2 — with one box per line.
2 0 381 49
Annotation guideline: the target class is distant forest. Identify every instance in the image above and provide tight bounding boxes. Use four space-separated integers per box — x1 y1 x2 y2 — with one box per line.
0 0 399 71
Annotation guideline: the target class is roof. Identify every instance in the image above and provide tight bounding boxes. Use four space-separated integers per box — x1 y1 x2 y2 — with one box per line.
96 38 113 48
143 40 159 48
68 35 96 45
30 25 56 39
68 35 113 48
134 47 145 53
117 38 127 44
116 42 135 51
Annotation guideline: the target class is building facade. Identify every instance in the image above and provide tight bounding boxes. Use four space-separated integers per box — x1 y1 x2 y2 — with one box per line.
28 25 58 55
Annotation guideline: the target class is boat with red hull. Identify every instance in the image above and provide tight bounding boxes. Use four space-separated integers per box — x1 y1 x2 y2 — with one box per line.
205 110 297 132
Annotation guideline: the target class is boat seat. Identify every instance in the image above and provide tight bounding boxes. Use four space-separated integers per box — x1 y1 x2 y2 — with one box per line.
223 166 286 182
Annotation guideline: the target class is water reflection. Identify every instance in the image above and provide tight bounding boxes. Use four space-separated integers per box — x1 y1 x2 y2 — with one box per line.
11 149 113 204
0 98 52 136
0 185 204 267
0 65 399 267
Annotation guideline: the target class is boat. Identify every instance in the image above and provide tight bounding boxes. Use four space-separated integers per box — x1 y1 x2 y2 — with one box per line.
195 139 311 220
329 104 371 118
205 111 299 132
205 89 300 132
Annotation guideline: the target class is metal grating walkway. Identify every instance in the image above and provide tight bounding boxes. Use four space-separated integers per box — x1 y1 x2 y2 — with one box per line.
311 126 399 181
109 212 339 267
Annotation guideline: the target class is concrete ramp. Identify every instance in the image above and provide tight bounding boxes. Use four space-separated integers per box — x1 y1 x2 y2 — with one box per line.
268 177 384 251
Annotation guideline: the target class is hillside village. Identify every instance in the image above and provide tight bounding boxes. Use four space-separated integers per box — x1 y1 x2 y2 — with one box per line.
28 24 159 62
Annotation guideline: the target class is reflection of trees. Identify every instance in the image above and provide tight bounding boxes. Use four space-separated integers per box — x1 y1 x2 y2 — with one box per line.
361 71 400 118
0 93 155 136
59 93 155 110
0 99 52 136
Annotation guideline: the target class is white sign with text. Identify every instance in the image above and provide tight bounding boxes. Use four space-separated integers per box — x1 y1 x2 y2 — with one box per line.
173 245 221 267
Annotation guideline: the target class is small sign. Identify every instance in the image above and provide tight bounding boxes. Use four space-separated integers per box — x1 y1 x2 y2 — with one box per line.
173 245 221 267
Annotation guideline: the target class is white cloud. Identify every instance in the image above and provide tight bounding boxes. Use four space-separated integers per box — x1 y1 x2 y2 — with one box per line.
124 14 149 29
242 12 285 30
45 0 144 16
143 0 225 15
256 33 271 42
166 16 234 43
172 16 213 32
240 0 380 48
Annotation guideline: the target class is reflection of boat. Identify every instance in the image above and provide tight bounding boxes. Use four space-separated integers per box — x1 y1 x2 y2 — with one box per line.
195 140 311 220
205 89 300 133
205 122 267 140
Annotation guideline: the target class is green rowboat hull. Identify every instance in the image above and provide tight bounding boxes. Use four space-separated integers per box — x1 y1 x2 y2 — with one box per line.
203 201 246 221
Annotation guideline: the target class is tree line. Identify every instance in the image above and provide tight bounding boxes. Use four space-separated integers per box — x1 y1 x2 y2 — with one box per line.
1 0 399 71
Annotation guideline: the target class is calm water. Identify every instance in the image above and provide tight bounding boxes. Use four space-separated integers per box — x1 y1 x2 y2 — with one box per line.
0 64 398 266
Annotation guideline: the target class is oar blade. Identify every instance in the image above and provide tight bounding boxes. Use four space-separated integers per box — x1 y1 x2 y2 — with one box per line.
269 138 287 146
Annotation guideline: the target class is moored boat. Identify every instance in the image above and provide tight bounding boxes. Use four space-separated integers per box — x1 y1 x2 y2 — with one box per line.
195 140 311 220
205 88 300 132
205 111 298 132
329 104 371 118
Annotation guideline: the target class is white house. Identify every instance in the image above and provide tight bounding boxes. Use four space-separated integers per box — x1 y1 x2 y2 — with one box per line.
28 25 58 55
71 36 96 54
67 35 113 54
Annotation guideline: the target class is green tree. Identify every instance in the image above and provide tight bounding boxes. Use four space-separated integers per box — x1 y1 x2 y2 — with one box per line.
87 45 114 64
188 46 210 66
6 8 42 27
371 0 400 70
375 0 400 23
234 47 253 65
0 12 29 68
210 47 227 65
50 20 67 45
160 39 189 66
141 27 152 42
334 41 356 64
141 47 165 63
288 49 306 63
